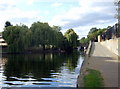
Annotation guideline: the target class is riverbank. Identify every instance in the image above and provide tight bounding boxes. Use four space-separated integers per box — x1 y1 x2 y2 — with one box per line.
1 47 66 54
77 42 119 88
1 46 78 54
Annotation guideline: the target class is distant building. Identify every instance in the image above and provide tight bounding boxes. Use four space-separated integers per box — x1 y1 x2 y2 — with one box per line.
0 36 7 47
98 23 119 42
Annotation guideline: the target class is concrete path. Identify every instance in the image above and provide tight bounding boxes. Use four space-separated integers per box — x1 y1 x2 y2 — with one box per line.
87 42 119 87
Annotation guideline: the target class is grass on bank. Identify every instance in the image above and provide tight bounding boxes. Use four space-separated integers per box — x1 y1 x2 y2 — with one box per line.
84 69 104 88
118 56 120 60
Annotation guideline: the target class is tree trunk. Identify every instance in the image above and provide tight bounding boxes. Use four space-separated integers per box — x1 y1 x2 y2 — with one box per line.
42 44 45 50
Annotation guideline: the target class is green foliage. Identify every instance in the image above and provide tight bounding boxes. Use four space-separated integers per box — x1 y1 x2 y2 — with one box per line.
115 1 120 5
84 69 103 87
3 25 31 53
118 56 120 60
87 28 106 41
0 32 2 36
3 21 79 53
5 21 12 27
30 22 65 50
79 27 106 46
64 29 79 49
52 25 61 32
88 27 98 34
52 26 64 49
30 22 53 49
79 37 89 45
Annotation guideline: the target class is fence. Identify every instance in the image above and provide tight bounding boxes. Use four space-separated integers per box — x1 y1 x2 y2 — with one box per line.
101 23 119 41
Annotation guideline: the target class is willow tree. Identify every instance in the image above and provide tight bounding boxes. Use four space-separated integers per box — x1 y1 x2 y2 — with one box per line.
5 21 12 27
2 25 31 53
52 26 64 49
64 29 79 49
30 21 53 50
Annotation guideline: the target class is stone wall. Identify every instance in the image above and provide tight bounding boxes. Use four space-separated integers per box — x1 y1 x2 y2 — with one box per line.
100 38 120 56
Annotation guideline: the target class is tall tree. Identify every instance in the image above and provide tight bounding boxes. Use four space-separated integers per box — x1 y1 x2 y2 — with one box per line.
52 26 64 49
64 29 79 49
52 26 61 32
79 37 89 45
5 21 12 27
87 27 106 41
3 24 31 53
30 21 53 50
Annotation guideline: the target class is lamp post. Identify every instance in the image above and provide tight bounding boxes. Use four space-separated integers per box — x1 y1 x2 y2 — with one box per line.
116 0 120 37
118 1 120 37
118 1 120 24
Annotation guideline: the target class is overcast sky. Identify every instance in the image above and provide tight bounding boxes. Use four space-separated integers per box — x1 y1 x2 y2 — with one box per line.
0 0 117 39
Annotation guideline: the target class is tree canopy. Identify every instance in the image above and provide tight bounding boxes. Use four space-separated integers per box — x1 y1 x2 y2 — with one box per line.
5 21 12 27
2 21 79 53
64 29 79 49
79 27 107 45
3 24 31 53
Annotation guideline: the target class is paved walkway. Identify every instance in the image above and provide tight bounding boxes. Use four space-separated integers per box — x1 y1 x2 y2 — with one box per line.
87 42 119 87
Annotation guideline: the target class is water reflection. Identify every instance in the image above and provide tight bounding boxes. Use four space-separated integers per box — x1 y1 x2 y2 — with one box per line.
0 51 84 87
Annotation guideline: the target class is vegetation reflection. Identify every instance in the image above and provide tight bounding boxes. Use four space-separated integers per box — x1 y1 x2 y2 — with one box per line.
3 51 80 82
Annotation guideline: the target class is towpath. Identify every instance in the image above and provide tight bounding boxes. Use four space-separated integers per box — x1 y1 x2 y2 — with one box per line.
87 42 119 87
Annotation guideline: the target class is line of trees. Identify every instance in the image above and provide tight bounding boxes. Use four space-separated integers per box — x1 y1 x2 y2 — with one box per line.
79 27 107 46
2 21 79 53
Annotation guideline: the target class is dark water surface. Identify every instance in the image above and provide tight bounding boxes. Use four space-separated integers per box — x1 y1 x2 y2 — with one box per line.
0 51 84 87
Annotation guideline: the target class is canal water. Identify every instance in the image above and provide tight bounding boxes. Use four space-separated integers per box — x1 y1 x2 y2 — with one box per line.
0 51 84 87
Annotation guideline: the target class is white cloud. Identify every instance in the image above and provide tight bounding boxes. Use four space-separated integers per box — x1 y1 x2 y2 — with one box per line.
26 0 40 5
26 0 79 5
27 0 79 3
0 0 15 5
0 0 117 39
51 2 63 7
50 0 117 38
0 0 16 11
0 1 40 31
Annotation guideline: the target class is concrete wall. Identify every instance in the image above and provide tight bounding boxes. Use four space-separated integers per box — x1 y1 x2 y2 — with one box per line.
100 38 120 56
86 41 92 55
